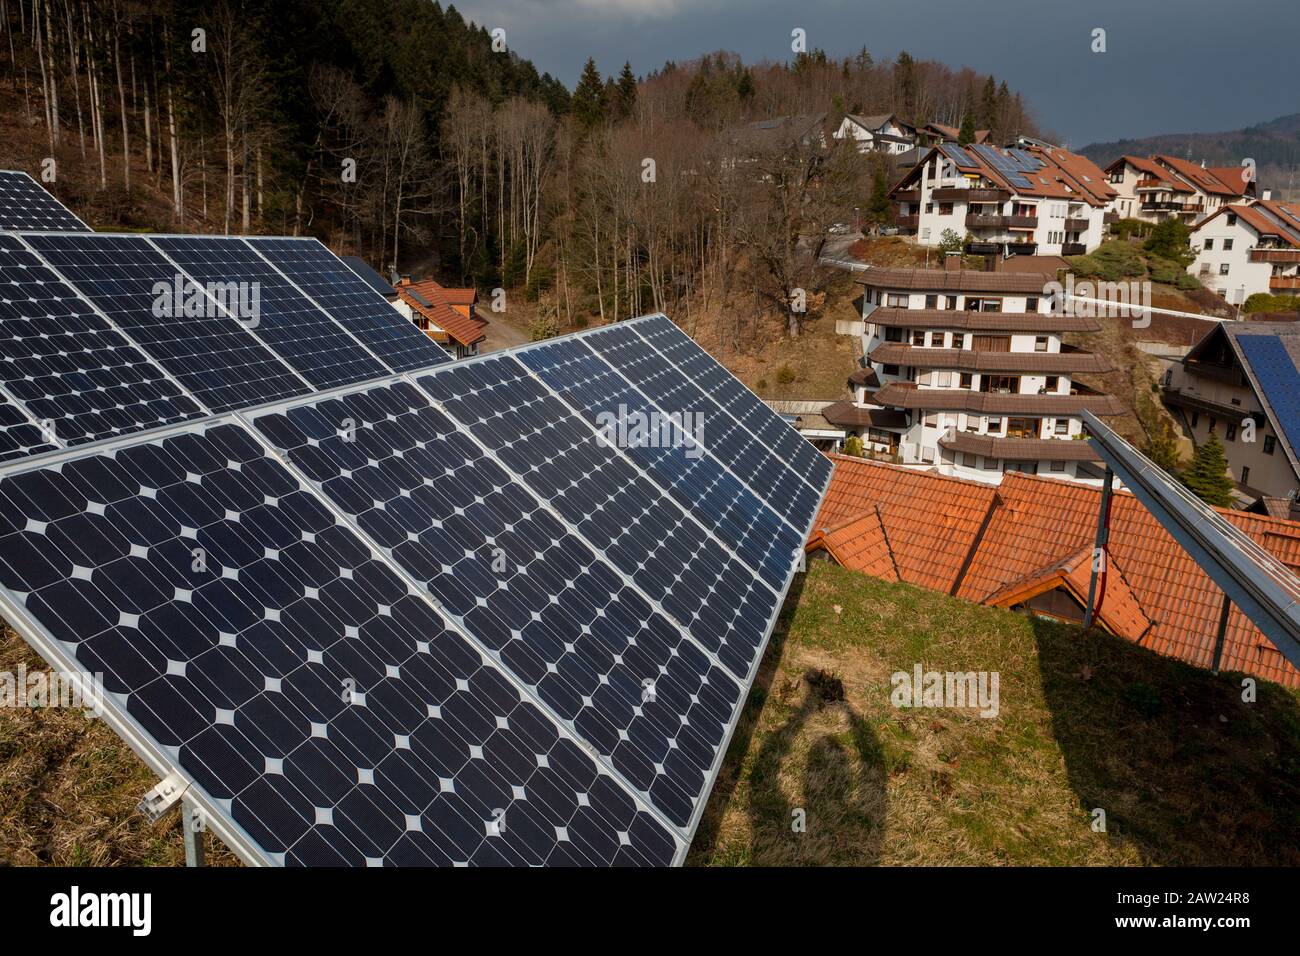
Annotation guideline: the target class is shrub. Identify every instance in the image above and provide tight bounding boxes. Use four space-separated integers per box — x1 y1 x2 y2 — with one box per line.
776 364 797 385
1143 217 1194 267
1175 273 1201 291
937 228 964 254
755 378 768 392
842 434 865 457
1110 217 1152 241
1243 293 1300 314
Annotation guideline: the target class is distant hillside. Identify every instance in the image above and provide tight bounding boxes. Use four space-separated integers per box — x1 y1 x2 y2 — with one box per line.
1080 114 1300 198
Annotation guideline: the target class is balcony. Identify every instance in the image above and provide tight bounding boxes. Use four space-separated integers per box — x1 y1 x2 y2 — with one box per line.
1064 218 1090 232
1103 211 1119 224
1136 178 1179 191
933 186 1010 203
1006 240 1038 255
896 214 919 229
965 241 1002 255
1142 200 1203 214
965 213 1007 229
1250 248 1300 264
1006 215 1038 230
893 189 921 203
1061 242 1087 256
1270 276 1300 291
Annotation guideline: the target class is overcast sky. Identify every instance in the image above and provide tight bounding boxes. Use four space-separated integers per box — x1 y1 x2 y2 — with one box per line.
455 0 1299 147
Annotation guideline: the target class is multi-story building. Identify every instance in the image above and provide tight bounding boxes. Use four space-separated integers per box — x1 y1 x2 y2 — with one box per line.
890 142 1115 257
832 112 916 155
1103 155 1252 224
825 266 1123 484
1188 197 1300 304
1163 321 1300 504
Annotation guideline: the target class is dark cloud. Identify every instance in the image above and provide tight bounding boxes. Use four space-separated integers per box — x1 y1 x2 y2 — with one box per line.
458 0 1298 146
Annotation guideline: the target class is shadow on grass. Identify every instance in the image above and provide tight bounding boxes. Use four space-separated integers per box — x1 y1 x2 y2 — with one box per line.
1031 615 1300 866
688 572 887 864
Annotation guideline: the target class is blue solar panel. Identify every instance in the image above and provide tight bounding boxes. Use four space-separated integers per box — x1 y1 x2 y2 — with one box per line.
249 239 451 374
1238 334 1300 456
153 237 388 390
0 392 56 461
252 380 745 829
971 144 1034 189
0 235 205 445
939 144 978 169
0 421 680 865
0 170 91 233
25 233 309 414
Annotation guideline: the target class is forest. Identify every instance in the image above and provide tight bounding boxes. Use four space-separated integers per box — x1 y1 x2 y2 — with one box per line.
0 0 1041 345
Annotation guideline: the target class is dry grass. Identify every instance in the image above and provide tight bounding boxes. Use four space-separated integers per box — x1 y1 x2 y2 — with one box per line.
0 626 239 867
689 560 1300 866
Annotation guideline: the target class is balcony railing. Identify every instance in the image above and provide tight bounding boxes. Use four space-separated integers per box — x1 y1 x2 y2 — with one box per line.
1064 218 1090 232
1103 211 1119 224
1250 249 1300 264
1136 178 1178 191
1142 200 1203 214
965 213 1006 229
1006 215 1038 230
1061 242 1087 256
932 186 1010 203
893 189 921 203
1270 276 1300 291
896 214 919 229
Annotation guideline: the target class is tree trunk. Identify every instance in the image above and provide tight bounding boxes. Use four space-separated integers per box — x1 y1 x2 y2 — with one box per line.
112 7 128 192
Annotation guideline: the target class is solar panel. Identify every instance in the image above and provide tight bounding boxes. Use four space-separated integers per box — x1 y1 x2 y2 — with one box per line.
248 238 451 374
0 420 680 866
0 235 206 445
25 233 310 413
0 170 91 233
0 392 57 461
939 144 978 170
581 320 829 532
152 236 389 390
971 144 1034 190
418 350 784 680
1238 335 1300 456
250 379 745 829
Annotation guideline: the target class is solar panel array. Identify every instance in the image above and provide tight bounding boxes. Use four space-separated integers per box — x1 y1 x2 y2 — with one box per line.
969 144 1043 190
0 176 832 866
1237 334 1300 459
0 171 91 233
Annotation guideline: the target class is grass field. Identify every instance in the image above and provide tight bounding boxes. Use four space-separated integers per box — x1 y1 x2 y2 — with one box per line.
689 560 1300 866
3 560 1298 867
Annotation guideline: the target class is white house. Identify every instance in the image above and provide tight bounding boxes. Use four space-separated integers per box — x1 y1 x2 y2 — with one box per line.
832 113 916 155
1189 198 1300 305
822 266 1123 485
890 142 1115 258
1103 155 1252 226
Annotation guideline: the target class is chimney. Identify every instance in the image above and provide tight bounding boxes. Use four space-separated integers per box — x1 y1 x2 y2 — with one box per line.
1263 188 1273 201
943 252 961 272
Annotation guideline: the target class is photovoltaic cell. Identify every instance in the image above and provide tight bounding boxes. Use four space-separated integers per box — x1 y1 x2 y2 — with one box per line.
1238 334 1300 457
0 421 679 865
0 170 91 233
582 321 827 533
249 238 451 374
251 381 744 828
152 236 388 390
0 235 205 445
417 353 785 681
0 393 55 461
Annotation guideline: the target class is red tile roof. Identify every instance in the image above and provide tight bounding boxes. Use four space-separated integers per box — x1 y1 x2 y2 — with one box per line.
394 278 486 347
1156 155 1250 198
809 459 1300 688
1109 155 1194 193
816 508 899 582
809 455 997 593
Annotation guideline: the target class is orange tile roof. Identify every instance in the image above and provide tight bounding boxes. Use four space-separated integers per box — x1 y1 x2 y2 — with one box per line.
1156 155 1249 198
1110 155 1194 192
810 455 997 593
809 460 1300 688
394 278 486 347
814 508 899 582
983 546 1155 642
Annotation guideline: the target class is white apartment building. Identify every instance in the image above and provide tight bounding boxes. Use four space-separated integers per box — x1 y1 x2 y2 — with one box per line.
891 142 1114 258
1189 199 1300 305
1103 155 1252 225
832 113 916 155
823 266 1123 485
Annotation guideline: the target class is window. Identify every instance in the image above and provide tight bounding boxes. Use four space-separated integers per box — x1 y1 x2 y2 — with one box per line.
938 202 954 215
1055 418 1069 435
924 413 940 427
885 293 909 308
1209 415 1217 433
912 330 926 346
1265 434 1276 455
1204 238 1214 250
1034 336 1049 352
929 332 944 347
1007 417 1039 439
1223 238 1234 251
1191 411 1199 428
1225 423 1236 442
1045 375 1060 393
1227 213 1237 226
959 372 973 389
1219 263 1230 276
986 416 1003 433
1026 296 1039 312
926 203 935 213
883 364 900 376
936 371 952 387
885 326 904 342
946 295 959 310
925 294 938 309
960 452 978 468
967 297 1002 312
921 228 931 240
1047 460 1066 472
1242 465 1250 484
1163 369 1173 386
